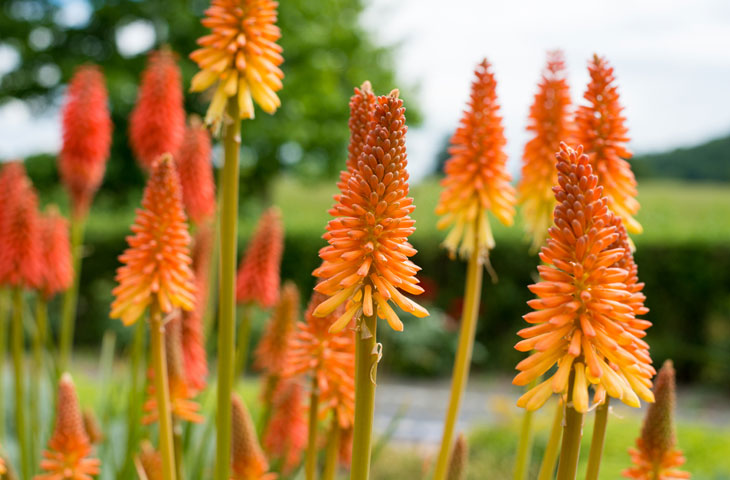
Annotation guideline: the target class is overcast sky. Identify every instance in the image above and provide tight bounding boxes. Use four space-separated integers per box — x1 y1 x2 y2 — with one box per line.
1 0 729 181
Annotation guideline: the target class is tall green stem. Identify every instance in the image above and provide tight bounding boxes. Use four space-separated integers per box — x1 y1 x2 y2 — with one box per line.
234 303 252 379
556 377 584 480
350 313 378 480
150 306 177 480
31 296 49 468
584 399 609 480
433 247 484 480
0 288 9 441
322 413 341 480
11 289 29 479
305 375 321 480
215 100 241 480
121 319 146 478
203 181 223 340
59 213 86 372
513 378 538 480
537 400 564 480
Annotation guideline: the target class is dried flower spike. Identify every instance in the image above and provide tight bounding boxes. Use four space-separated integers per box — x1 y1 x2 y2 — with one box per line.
190 0 284 130
236 207 284 309
518 51 574 251
623 360 690 480
231 394 276 480
576 54 642 234
514 143 654 413
37 373 101 480
59 65 112 218
111 154 197 326
130 49 185 171
263 379 308 474
435 59 516 261
38 207 73 300
177 116 216 224
313 89 428 332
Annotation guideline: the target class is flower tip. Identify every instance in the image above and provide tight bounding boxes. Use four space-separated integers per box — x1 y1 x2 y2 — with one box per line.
388 88 400 99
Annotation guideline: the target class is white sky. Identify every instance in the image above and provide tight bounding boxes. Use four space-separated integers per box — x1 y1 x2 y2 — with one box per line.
1 0 729 181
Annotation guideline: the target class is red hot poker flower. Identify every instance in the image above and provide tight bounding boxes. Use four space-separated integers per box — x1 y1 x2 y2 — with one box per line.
111 154 197 326
129 49 185 172
435 59 516 261
0 163 43 290
518 51 574 251
37 373 101 480
236 207 284 308
263 379 308 474
59 65 112 218
623 360 690 480
177 116 216 224
514 143 654 413
231 394 276 480
313 90 428 332
576 55 642 234
254 281 299 377
38 207 73 300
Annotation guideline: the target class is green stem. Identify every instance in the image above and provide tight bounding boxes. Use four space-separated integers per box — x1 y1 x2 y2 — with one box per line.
215 99 241 480
174 420 184 480
322 413 340 480
234 303 252 379
121 319 146 479
59 213 86 372
305 375 321 480
0 288 9 442
11 289 29 479
150 306 178 480
350 313 378 480
513 378 538 480
31 296 48 468
433 248 484 480
203 197 222 341
584 399 609 480
556 376 584 480
537 400 564 480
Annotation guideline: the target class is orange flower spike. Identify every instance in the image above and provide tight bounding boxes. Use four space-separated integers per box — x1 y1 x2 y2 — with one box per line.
135 441 163 480
313 89 428 332
111 154 197 326
230 394 276 480
236 208 284 308
59 65 112 218
435 59 516 261
130 49 185 171
254 281 299 376
285 291 356 428
623 360 690 480
576 55 642 234
38 207 74 300
263 380 308 474
190 0 284 131
0 164 43 290
514 143 654 413
36 373 101 480
518 51 574 251
177 116 216 224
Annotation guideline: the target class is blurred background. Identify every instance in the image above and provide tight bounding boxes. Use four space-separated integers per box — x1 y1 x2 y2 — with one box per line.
1 0 729 476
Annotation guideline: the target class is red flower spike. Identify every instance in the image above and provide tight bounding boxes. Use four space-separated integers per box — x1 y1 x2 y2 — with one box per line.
177 116 216 224
38 207 73 300
518 51 574 251
313 89 428 332
576 54 642 234
263 379 308 474
623 360 690 480
514 143 654 413
59 65 112 218
129 49 185 172
435 59 516 261
36 373 101 480
254 281 299 377
236 208 284 308
0 163 43 290
230 394 276 480
111 154 197 326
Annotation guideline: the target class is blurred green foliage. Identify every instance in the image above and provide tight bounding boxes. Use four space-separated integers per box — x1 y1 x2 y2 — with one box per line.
0 0 419 200
633 134 730 182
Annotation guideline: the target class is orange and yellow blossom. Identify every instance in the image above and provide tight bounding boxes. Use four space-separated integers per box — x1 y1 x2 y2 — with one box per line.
263 379 308 474
230 394 276 480
36 373 101 480
110 154 197 326
190 0 284 131
513 143 654 413
435 59 516 261
518 51 574 251
576 54 642 234
624 360 689 480
313 89 428 332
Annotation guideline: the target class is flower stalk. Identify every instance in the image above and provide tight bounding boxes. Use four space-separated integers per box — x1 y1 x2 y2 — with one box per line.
0 288 7 441
58 213 85 372
513 378 538 480
234 303 252 378
150 306 178 480
585 399 610 480
556 375 584 480
537 400 563 480
322 414 341 480
351 313 378 480
11 288 29 479
305 376 321 480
